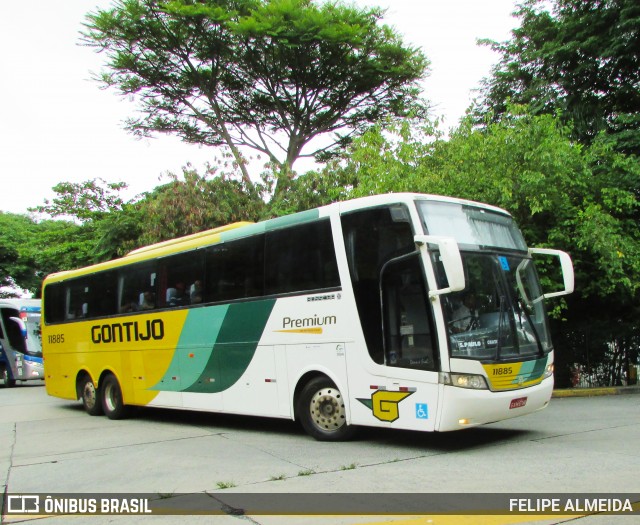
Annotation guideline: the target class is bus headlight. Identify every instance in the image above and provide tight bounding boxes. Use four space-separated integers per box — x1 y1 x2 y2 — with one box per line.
543 363 554 379
439 372 488 390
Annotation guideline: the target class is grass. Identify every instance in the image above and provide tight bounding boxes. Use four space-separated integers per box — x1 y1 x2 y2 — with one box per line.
269 474 287 481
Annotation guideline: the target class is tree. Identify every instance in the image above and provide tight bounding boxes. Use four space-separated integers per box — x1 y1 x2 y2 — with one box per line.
0 213 90 297
83 0 428 192
134 165 266 246
0 213 39 295
29 179 128 223
478 0 640 154
29 178 136 266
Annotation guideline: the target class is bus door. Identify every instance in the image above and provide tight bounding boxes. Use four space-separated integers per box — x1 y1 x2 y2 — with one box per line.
341 205 440 431
378 253 440 431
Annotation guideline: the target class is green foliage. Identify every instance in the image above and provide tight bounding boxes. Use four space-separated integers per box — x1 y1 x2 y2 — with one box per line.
266 160 359 217
83 0 428 191
28 178 136 270
0 213 39 294
470 0 640 384
92 203 145 261
134 165 266 247
332 109 640 304
478 0 640 154
29 179 127 223
0 212 90 296
8 0 639 384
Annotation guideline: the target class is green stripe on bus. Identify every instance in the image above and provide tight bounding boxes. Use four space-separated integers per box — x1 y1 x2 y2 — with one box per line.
263 209 319 230
150 305 229 392
182 299 276 393
219 209 320 243
513 357 547 385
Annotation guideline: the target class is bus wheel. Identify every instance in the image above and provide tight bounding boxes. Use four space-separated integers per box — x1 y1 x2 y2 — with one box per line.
101 374 130 420
297 377 356 441
79 375 103 416
1 366 16 388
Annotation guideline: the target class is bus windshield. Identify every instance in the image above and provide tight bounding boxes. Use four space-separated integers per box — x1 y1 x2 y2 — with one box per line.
22 308 43 358
441 252 551 361
417 200 527 251
417 200 551 362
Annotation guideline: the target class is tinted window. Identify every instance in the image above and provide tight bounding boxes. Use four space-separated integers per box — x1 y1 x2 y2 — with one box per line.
265 220 339 295
44 283 66 324
43 220 341 324
157 250 205 308
119 263 158 313
96 274 119 317
44 271 118 323
205 235 264 303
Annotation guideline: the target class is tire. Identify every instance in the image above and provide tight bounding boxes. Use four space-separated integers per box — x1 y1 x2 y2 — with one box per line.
79 375 103 416
297 376 356 441
100 374 130 420
1 366 16 388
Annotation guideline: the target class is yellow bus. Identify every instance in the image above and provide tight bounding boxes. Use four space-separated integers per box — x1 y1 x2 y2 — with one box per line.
42 193 573 440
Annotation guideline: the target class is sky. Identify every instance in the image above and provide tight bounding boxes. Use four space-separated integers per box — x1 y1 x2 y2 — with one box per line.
0 0 519 215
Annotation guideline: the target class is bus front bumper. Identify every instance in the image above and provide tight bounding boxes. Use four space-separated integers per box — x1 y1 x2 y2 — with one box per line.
436 376 554 431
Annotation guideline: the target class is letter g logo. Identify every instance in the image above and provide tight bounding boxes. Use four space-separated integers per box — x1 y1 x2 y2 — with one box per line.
371 390 413 422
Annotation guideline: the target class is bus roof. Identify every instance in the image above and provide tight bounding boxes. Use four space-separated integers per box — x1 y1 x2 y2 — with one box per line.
125 221 253 257
334 192 512 217
43 193 511 284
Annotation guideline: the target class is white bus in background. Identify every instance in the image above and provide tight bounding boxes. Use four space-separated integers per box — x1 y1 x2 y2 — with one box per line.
0 299 44 387
42 193 573 440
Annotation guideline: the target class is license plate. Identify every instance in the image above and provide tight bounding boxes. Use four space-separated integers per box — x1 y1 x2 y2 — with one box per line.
509 397 528 409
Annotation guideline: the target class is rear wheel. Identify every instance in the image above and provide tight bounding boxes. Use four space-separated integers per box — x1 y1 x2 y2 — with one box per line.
297 376 356 441
79 375 103 416
101 374 130 420
1 366 16 388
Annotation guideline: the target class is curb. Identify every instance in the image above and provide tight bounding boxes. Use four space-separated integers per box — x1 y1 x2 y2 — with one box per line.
552 385 640 398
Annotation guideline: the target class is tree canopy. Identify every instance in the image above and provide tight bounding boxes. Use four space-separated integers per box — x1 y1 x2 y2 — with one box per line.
478 0 640 154
83 0 428 190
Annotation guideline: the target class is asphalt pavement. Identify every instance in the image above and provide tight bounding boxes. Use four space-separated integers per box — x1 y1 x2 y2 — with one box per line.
1 382 638 525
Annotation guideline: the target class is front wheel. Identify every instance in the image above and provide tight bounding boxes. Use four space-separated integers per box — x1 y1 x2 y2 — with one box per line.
100 374 130 420
297 377 356 441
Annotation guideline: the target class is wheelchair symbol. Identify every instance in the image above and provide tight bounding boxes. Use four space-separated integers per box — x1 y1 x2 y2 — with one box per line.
415 403 429 419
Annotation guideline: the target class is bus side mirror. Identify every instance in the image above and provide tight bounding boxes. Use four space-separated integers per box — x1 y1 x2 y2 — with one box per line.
529 248 575 299
9 317 27 339
414 235 465 297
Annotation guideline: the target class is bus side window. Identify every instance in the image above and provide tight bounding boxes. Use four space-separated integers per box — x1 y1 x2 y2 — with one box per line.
119 264 157 313
158 250 205 309
43 283 66 324
265 220 339 296
205 235 265 303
